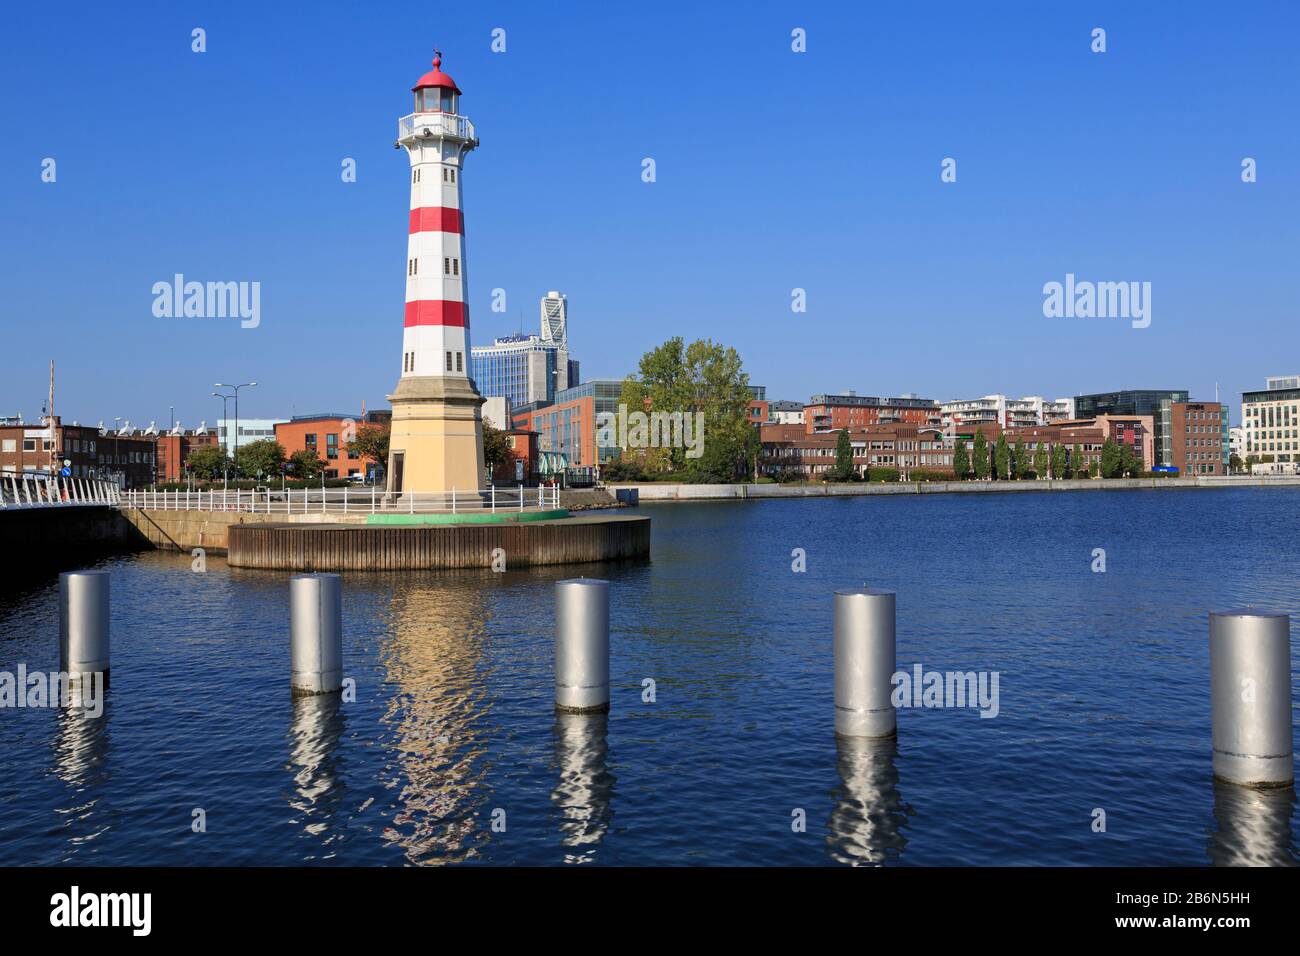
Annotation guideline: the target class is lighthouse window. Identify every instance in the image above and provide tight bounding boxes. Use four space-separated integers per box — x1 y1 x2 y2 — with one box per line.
446 352 453 372
456 351 463 372
444 257 450 275
442 168 448 182
440 89 454 112
449 168 456 183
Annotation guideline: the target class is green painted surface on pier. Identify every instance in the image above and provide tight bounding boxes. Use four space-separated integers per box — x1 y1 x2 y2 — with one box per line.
365 508 570 526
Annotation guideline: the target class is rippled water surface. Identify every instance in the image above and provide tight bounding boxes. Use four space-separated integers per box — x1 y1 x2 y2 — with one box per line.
1 488 1298 865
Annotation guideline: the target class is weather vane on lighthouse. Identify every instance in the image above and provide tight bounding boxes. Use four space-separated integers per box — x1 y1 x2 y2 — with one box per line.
384 50 486 497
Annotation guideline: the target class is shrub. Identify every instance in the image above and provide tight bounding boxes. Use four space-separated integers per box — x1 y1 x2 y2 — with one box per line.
909 468 956 482
601 460 645 482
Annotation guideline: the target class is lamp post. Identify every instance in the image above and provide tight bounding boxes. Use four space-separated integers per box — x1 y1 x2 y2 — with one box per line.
213 392 232 488
113 417 122 490
214 381 257 480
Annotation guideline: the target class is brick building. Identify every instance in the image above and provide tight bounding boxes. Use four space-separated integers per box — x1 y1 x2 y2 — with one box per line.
275 412 389 481
1166 401 1227 475
489 429 540 484
759 423 953 479
0 416 156 488
1056 414 1155 471
804 393 941 434
155 430 220 481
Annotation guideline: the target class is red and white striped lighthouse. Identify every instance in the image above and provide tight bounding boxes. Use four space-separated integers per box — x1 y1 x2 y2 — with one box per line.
398 52 478 381
386 52 486 495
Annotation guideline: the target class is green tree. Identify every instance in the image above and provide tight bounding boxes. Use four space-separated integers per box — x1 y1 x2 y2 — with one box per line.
831 428 855 481
1117 442 1138 478
237 439 286 479
1088 458 1100 478
185 445 229 480
483 422 514 478
1050 442 1066 479
972 431 989 479
288 449 324 480
953 438 970 479
347 424 390 466
620 336 755 482
994 433 1010 480
1033 442 1048 479
1099 437 1121 478
1011 435 1026 479
1229 453 1243 474
234 439 285 480
1072 443 1084 478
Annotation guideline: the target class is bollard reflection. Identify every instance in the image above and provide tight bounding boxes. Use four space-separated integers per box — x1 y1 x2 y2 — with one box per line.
550 711 615 864
286 693 348 846
826 734 909 866
1207 780 1298 867
51 702 112 857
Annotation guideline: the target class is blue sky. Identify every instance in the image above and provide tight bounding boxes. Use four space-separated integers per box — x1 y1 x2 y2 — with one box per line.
1 1 1296 428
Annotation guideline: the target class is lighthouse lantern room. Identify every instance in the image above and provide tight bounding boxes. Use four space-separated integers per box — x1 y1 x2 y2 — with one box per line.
386 52 486 498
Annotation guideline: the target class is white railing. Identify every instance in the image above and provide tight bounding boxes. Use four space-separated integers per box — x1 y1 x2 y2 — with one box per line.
397 112 475 143
121 483 562 515
0 475 122 510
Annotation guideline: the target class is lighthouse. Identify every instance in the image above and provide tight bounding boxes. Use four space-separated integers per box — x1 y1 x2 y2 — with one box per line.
386 52 487 496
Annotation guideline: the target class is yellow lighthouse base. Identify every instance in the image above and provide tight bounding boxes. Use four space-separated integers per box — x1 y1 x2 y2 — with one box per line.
385 376 486 496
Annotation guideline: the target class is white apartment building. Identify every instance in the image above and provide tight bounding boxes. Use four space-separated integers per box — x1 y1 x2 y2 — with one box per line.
768 400 805 425
941 394 1074 429
1242 376 1300 463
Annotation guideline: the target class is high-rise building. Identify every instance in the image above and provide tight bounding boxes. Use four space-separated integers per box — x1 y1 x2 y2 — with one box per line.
540 291 568 347
1242 376 1300 464
472 291 579 408
1073 389 1188 467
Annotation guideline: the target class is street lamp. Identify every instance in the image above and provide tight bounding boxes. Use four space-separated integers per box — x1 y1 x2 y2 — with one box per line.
212 391 232 488
214 382 257 476
113 417 122 490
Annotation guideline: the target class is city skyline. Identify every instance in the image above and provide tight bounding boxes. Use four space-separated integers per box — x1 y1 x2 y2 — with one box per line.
3 2 1297 426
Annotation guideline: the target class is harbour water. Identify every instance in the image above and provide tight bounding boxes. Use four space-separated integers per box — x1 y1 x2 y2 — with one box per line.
1 487 1297 865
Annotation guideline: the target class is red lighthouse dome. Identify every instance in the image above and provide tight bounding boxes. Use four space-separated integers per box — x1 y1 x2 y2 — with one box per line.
413 53 462 95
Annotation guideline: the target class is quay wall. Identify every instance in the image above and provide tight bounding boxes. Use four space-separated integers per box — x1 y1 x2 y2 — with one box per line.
122 509 367 553
0 506 147 570
226 513 651 571
611 476 1300 502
